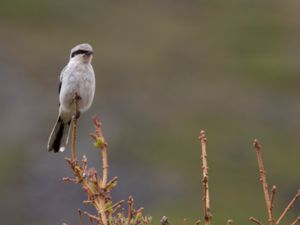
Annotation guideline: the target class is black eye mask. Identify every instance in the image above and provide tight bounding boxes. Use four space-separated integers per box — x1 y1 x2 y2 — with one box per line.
71 49 93 58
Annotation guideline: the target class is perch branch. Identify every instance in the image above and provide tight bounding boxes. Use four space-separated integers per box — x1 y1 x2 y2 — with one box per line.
198 130 212 225
64 115 151 225
71 92 80 161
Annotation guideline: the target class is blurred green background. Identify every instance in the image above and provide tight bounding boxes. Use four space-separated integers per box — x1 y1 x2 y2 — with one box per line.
0 0 299 224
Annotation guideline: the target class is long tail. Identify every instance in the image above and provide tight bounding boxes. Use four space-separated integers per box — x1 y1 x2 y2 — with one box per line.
47 114 72 153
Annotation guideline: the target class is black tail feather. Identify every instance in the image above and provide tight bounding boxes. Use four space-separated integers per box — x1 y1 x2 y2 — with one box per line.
52 117 64 153
48 113 72 153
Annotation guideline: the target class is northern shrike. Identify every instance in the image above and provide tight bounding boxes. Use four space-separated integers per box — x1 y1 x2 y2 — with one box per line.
47 43 96 153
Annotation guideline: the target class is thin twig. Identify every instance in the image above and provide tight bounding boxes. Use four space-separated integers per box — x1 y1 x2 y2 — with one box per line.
112 204 122 214
106 176 118 189
104 199 125 214
91 116 108 188
127 196 134 224
83 200 94 204
111 200 125 210
88 217 95 225
83 211 100 222
101 142 108 188
291 216 300 225
270 185 276 224
62 177 77 183
199 130 212 225
78 209 84 225
249 217 264 225
276 190 300 224
253 139 272 225
90 116 109 225
71 92 79 161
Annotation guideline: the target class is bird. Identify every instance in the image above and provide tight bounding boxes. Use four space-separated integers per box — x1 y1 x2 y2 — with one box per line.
47 43 96 153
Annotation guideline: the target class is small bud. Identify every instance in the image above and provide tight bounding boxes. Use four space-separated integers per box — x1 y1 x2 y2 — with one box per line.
94 138 103 148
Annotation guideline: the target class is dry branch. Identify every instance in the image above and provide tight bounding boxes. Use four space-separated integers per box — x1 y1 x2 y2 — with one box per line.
89 116 109 225
253 139 273 225
249 217 264 225
276 190 300 224
127 196 134 225
63 116 112 225
198 130 212 225
78 209 84 225
63 115 151 225
252 139 300 225
270 185 276 222
90 116 108 188
63 111 300 225
291 216 300 225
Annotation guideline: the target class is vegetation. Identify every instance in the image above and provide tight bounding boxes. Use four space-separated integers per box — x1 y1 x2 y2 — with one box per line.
62 96 299 225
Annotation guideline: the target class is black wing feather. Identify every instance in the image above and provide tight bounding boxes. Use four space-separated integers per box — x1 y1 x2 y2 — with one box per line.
58 81 62 94
58 81 62 106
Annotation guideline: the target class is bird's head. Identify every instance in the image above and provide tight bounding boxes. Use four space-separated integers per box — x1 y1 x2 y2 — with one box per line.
70 43 94 63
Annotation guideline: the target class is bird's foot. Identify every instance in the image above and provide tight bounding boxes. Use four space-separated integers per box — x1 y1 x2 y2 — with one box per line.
72 111 81 120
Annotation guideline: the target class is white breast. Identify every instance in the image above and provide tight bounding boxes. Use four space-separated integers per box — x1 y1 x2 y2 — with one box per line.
59 62 95 113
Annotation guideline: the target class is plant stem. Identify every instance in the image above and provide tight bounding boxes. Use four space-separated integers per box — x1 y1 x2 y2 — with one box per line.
199 130 212 225
253 139 273 225
276 190 300 224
